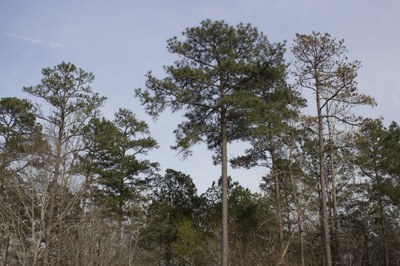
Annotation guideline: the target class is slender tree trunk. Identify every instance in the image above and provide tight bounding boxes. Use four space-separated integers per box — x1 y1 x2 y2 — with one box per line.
285 185 291 233
299 218 305 266
316 88 332 266
325 109 340 265
221 109 229 266
44 117 64 266
373 165 389 266
288 145 305 266
363 221 370 265
274 171 284 251
269 143 284 251
381 204 389 266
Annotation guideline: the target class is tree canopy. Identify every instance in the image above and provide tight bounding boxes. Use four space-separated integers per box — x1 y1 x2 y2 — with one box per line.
0 24 399 266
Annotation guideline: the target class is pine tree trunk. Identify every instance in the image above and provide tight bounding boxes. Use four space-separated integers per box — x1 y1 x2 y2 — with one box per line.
270 143 284 252
44 115 64 266
375 167 389 266
288 147 305 266
316 88 332 266
326 110 340 265
381 206 389 266
221 109 229 266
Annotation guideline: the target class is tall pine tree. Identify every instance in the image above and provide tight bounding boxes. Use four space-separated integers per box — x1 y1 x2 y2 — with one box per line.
136 19 287 265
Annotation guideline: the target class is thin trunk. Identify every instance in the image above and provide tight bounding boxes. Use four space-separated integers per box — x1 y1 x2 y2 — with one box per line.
219 72 229 266
299 218 305 266
379 199 389 266
316 87 332 266
288 145 305 266
31 182 39 266
325 107 340 265
118 166 125 243
77 169 91 265
221 108 229 266
373 162 389 266
285 186 291 233
77 196 86 264
44 120 64 266
363 223 370 266
269 138 284 251
274 169 284 251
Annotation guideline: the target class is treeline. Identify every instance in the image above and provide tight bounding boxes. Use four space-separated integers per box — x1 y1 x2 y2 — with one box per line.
1 20 399 265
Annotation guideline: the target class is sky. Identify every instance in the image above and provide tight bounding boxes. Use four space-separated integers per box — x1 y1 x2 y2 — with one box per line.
1 0 399 193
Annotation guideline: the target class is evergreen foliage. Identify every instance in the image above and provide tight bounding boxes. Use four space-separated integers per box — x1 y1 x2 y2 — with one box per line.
0 25 398 265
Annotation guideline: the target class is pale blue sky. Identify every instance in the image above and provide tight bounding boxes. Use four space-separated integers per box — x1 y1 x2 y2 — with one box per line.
1 0 399 193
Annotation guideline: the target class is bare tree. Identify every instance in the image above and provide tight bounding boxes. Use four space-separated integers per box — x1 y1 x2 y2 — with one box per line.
23 62 106 265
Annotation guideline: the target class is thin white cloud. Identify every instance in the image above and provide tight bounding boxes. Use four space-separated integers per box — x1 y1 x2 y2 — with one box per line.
5 32 65 48
47 42 65 49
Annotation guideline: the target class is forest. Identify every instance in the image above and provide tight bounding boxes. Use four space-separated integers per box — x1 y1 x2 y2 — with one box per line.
1 20 399 266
